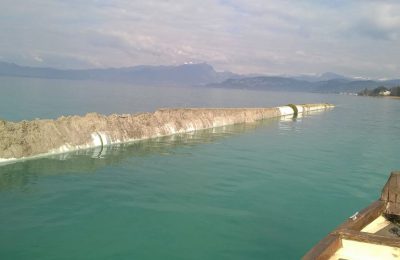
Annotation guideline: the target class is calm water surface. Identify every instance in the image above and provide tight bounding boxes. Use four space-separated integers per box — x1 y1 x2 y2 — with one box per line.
0 77 399 259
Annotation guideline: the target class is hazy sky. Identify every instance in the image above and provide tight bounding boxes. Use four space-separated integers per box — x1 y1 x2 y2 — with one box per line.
1 0 399 78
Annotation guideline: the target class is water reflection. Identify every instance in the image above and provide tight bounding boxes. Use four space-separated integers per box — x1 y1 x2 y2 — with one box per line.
0 118 282 191
278 110 325 132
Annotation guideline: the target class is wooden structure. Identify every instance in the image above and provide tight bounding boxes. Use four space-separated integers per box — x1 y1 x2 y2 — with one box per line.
303 171 400 260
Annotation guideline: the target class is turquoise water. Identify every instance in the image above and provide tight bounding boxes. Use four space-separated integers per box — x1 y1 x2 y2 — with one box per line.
0 77 400 259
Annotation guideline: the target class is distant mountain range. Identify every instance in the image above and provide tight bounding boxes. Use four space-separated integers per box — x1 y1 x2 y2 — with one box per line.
0 61 239 86
1 61 399 93
211 76 400 93
292 72 350 82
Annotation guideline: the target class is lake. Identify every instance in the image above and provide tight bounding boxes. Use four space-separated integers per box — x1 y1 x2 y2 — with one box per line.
0 76 399 259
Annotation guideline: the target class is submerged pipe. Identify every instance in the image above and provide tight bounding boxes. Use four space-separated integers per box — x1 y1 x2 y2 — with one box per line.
0 103 334 163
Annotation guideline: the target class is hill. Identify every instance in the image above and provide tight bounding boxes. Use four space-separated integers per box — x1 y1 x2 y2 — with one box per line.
1 61 399 93
0 62 239 86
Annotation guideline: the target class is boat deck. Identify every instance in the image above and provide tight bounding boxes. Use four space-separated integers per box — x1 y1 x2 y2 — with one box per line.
329 239 400 260
329 215 400 260
363 215 400 238
303 172 400 260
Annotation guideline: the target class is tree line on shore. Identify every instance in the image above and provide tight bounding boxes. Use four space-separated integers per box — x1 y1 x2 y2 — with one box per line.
358 86 400 97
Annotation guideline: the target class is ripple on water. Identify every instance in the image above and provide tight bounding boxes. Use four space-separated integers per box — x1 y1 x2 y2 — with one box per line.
0 94 400 259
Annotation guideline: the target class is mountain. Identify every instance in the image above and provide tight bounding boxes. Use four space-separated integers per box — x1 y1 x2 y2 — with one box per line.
0 62 240 86
292 72 349 82
210 76 400 93
319 72 348 81
1 61 399 93
214 76 315 92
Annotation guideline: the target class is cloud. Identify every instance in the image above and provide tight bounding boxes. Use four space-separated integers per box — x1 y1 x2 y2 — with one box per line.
352 3 400 41
0 0 399 77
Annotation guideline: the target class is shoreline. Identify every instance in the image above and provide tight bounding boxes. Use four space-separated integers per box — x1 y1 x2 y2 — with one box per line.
358 95 400 100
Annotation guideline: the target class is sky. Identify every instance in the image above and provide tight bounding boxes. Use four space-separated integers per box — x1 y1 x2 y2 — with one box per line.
1 0 400 78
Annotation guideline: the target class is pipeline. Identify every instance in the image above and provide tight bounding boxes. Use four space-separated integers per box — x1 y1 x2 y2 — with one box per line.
287 104 299 118
0 103 334 164
94 131 104 158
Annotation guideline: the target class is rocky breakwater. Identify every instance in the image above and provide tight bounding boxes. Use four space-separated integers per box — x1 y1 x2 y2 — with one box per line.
0 103 333 163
